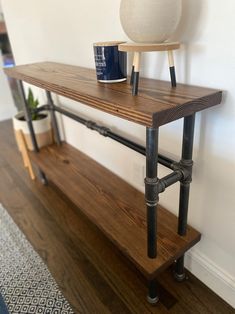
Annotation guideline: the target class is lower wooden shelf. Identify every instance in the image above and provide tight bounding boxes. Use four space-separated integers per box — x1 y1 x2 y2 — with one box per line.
29 142 201 279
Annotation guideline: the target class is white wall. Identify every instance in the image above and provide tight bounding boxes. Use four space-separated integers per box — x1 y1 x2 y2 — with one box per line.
2 0 235 307
0 52 16 121
0 1 16 121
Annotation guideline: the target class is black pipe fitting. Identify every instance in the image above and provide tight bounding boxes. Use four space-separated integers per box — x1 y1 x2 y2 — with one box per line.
46 91 61 146
145 177 159 206
172 159 193 184
179 159 193 184
85 120 110 137
158 170 184 193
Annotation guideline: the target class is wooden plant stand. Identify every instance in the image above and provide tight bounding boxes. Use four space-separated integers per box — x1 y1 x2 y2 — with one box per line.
0 21 7 35
15 129 35 180
119 42 180 95
5 62 222 304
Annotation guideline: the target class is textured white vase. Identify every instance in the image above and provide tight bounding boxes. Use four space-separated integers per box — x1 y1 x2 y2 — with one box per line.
120 0 182 43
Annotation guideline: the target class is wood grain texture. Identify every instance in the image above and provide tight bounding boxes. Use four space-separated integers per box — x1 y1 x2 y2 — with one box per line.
168 51 175 67
119 42 180 52
4 62 222 127
0 120 234 313
134 52 141 72
29 142 201 279
15 130 35 180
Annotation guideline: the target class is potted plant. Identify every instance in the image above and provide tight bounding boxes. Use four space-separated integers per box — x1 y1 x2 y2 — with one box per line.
13 88 53 151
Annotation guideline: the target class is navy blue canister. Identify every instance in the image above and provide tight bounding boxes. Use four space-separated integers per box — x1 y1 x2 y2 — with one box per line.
93 41 127 83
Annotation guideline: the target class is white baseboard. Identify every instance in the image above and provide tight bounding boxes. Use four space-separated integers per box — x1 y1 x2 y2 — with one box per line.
185 249 235 308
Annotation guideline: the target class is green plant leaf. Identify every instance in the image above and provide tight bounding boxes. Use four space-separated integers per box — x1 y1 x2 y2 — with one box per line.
27 88 40 120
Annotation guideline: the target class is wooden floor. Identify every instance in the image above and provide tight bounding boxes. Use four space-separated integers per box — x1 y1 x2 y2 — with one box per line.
0 120 234 314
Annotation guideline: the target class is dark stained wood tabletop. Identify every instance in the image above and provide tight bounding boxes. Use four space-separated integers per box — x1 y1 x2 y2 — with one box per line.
4 62 222 127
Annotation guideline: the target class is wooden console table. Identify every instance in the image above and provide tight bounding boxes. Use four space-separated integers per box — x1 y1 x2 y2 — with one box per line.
5 62 222 304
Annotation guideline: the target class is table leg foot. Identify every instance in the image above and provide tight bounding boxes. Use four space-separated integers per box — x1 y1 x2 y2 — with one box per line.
38 168 48 185
147 279 159 305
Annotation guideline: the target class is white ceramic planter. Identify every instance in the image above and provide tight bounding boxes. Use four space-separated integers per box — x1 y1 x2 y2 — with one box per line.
120 0 182 43
13 112 53 151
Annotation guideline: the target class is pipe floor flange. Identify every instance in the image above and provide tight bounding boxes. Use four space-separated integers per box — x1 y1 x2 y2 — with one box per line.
147 295 159 305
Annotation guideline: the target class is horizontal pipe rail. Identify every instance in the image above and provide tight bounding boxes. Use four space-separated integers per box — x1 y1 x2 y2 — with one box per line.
107 131 176 169
158 170 184 193
34 104 177 170
31 105 49 114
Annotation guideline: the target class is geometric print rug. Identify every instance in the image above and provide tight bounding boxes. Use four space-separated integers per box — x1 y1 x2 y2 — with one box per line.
0 204 74 314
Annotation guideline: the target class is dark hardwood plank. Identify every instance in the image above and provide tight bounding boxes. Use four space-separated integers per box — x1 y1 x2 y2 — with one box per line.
28 142 201 279
4 62 222 127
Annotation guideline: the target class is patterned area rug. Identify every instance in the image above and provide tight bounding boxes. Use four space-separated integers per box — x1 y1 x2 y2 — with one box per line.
0 204 74 314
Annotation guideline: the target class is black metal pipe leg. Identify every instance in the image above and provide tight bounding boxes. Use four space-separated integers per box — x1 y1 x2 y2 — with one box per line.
130 65 134 86
170 66 177 87
147 279 159 304
145 128 159 258
132 72 139 96
147 205 157 257
174 256 186 282
18 80 50 185
18 80 39 152
175 114 196 281
174 182 190 280
46 91 61 145
178 182 190 235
